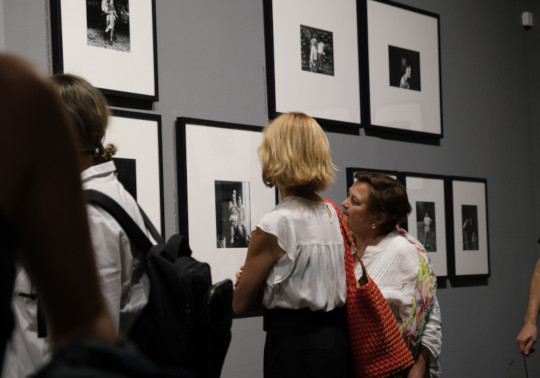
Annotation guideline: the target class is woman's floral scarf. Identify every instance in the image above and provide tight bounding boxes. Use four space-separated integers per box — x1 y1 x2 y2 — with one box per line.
397 226 437 358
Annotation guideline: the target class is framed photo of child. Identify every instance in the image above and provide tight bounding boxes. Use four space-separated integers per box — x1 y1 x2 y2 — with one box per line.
50 0 158 102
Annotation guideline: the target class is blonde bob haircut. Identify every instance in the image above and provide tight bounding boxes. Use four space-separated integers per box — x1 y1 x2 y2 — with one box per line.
258 112 336 192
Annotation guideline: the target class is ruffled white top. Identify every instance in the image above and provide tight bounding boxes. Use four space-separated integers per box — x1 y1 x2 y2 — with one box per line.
357 230 442 368
258 196 347 312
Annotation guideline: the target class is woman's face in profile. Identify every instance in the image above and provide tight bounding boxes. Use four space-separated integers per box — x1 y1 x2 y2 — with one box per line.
341 182 377 238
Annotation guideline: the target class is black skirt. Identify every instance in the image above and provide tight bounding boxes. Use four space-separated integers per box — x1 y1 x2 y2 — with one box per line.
263 307 354 378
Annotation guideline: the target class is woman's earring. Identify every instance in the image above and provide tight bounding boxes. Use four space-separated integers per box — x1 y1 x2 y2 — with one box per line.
371 223 376 229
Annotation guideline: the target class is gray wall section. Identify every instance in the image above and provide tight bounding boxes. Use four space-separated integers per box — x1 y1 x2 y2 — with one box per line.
3 0 540 376
528 2 540 260
0 0 5 50
3 0 51 71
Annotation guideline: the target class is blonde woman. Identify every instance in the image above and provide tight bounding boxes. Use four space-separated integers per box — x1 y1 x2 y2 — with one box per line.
233 112 352 377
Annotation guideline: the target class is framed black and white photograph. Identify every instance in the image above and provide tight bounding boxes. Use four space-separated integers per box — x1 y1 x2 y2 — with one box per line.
105 110 163 233
50 0 158 101
449 177 489 278
300 25 334 76
176 118 277 284
404 173 448 277
345 167 399 193
365 0 442 136
214 180 252 249
264 0 362 132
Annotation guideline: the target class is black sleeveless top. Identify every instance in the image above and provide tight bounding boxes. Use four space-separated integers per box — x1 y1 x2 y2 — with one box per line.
0 211 16 372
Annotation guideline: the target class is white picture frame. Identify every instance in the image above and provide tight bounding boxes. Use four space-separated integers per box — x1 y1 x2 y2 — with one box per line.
105 110 163 233
264 0 362 131
450 178 489 277
176 118 277 284
405 174 448 277
51 0 158 101
366 0 442 136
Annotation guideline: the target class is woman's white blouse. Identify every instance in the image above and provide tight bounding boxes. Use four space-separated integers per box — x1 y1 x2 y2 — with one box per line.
257 196 347 312
356 230 442 361
81 161 150 332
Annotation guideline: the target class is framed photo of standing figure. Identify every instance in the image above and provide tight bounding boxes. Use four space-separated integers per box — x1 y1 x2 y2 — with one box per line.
50 0 158 101
403 173 448 277
448 177 489 278
365 0 442 137
104 110 163 234
263 0 362 133
176 118 277 284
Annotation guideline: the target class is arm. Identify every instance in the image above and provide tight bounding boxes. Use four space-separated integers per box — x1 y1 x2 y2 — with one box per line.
0 54 117 350
408 345 430 378
232 228 285 315
86 209 128 331
517 258 540 356
409 296 442 377
391 239 441 377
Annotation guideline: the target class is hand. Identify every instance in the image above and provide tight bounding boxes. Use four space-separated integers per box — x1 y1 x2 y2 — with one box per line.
517 323 537 356
234 265 244 288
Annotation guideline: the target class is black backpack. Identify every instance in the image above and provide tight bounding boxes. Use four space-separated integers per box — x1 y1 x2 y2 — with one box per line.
85 190 233 378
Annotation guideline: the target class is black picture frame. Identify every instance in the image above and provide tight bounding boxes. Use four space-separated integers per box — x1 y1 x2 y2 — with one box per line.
363 0 442 138
106 109 164 235
263 0 362 134
176 117 278 286
50 0 159 103
345 167 401 194
402 172 448 278
446 176 490 278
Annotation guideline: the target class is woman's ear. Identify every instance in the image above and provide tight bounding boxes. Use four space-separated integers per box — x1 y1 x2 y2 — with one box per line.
373 212 387 227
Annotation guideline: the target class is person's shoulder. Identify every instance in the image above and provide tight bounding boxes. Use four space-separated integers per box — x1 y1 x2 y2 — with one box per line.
258 201 292 226
390 230 421 258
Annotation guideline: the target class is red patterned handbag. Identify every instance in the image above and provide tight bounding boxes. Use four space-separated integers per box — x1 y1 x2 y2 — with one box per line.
326 199 414 378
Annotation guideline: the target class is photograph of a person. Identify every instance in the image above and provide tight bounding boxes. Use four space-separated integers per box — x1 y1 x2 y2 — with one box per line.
388 45 421 91
86 0 131 52
462 205 479 250
215 181 251 249
415 201 436 252
300 25 334 76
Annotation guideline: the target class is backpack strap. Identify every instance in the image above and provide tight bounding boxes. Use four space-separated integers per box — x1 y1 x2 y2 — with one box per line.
84 189 160 253
137 204 164 245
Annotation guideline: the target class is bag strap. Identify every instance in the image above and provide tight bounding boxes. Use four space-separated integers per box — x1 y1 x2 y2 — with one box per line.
84 189 161 253
324 199 368 287
137 207 164 245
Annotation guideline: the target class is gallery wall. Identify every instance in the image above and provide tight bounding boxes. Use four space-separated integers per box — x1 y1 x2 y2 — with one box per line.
2 0 540 376
527 1 540 250
0 0 5 50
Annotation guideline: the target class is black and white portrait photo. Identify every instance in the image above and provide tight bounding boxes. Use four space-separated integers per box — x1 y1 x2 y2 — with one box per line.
416 201 436 252
462 205 479 250
86 0 131 52
113 157 137 200
215 181 252 249
300 25 334 76
388 45 421 91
